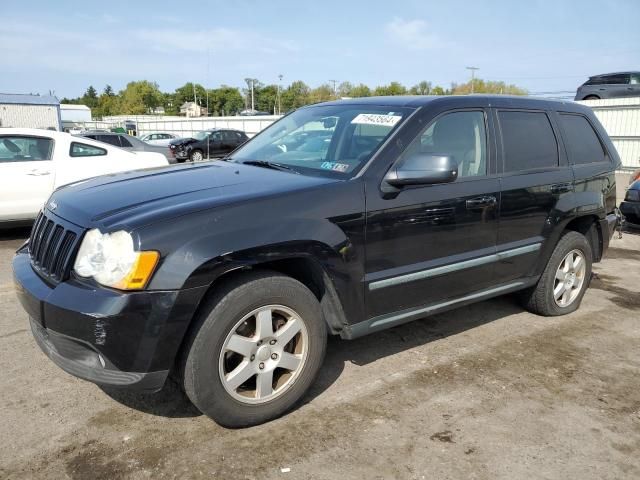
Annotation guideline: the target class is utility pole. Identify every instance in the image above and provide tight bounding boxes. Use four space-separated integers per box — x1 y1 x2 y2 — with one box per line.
277 74 283 115
251 79 255 111
466 67 479 94
329 79 338 98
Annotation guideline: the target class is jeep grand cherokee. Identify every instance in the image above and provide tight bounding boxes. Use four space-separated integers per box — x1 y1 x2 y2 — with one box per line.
13 95 620 427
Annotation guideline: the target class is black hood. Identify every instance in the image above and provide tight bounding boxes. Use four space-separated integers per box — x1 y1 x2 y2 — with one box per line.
48 161 336 230
169 137 196 146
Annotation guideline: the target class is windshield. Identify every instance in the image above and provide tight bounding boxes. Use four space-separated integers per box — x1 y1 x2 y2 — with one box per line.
229 104 412 177
193 131 209 140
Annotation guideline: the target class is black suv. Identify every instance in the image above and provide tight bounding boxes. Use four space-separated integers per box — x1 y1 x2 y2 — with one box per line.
13 96 620 427
168 128 249 162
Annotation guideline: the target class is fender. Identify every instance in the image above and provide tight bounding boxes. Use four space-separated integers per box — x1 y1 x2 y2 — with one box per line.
138 179 367 326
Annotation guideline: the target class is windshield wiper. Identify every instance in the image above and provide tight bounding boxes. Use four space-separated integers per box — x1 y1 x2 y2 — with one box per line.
241 160 300 174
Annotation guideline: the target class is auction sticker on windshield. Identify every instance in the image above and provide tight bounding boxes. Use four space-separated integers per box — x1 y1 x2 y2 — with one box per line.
351 113 402 127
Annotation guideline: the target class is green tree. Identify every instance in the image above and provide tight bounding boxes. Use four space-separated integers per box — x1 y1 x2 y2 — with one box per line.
281 81 310 111
174 82 207 107
409 81 432 95
103 85 115 97
373 81 408 96
431 85 447 95
452 79 527 95
119 80 163 114
210 86 244 116
81 85 99 109
309 84 334 104
349 83 372 98
255 84 278 113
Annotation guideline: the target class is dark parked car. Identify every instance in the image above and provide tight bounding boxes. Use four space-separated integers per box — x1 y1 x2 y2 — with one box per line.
620 179 640 225
14 95 620 428
169 129 249 162
78 131 174 163
575 71 640 100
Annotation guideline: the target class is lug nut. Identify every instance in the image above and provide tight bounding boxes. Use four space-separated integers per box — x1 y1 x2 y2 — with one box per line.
271 353 278 360
250 355 255 361
269 339 276 345
259 362 265 369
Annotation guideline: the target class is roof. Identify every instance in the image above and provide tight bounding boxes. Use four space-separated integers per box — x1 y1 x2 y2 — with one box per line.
589 71 640 78
317 95 585 111
60 104 91 111
0 93 60 106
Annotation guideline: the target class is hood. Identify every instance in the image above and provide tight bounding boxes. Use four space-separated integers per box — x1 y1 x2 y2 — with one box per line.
47 161 336 230
169 137 195 146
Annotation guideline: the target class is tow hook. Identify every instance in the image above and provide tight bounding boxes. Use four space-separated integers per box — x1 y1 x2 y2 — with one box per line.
615 207 623 239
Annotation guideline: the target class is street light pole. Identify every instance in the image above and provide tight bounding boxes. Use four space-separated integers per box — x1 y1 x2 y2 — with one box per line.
466 66 479 94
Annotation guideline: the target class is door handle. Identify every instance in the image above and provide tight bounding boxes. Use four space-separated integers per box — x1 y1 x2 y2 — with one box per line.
551 183 573 194
26 169 51 176
466 196 497 209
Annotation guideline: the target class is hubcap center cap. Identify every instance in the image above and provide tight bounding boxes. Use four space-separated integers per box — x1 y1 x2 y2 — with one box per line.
565 272 576 288
256 345 271 362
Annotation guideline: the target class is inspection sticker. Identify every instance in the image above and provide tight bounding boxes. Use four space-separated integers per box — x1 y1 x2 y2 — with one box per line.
321 162 350 172
351 113 402 127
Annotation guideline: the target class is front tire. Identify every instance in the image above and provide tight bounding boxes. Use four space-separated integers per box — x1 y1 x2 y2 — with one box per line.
189 149 203 162
520 231 592 316
182 271 327 427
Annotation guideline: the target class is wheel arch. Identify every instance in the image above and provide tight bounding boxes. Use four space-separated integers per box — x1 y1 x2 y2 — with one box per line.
563 214 603 262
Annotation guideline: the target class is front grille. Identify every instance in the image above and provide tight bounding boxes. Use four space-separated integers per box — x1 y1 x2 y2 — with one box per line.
29 211 81 283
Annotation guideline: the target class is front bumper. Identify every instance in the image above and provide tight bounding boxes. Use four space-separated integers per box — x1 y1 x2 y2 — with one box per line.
13 249 207 392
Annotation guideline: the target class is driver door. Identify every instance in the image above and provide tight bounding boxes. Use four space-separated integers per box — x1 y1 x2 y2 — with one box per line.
0 135 55 221
364 109 500 318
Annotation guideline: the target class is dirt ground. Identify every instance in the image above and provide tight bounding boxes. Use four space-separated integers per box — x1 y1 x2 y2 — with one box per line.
1 225 639 480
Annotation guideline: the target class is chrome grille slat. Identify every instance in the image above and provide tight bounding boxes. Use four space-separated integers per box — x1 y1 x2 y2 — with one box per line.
28 212 82 284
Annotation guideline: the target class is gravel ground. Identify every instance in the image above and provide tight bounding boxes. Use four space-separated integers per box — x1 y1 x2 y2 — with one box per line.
1 226 639 480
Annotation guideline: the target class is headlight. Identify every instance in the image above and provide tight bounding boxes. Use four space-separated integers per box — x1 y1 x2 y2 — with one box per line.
625 189 640 202
73 229 159 290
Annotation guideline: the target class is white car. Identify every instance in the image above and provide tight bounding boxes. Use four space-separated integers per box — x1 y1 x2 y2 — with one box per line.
0 128 169 223
139 132 179 146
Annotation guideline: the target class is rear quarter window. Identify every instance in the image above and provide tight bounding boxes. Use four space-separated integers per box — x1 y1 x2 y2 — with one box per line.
498 111 558 173
558 114 607 165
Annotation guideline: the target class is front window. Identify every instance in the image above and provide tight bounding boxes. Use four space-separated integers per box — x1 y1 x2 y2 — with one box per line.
0 136 53 162
229 104 412 177
193 131 209 141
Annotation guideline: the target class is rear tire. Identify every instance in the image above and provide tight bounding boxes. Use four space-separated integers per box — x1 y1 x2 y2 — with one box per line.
583 95 600 100
520 231 592 316
181 271 327 428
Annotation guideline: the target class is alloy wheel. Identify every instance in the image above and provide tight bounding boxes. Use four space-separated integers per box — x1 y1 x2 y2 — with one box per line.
553 249 587 307
218 305 309 404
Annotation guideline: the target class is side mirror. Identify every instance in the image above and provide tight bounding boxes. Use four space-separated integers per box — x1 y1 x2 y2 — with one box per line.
385 154 458 187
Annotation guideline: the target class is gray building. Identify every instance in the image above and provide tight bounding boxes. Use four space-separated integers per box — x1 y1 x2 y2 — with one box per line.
0 93 61 130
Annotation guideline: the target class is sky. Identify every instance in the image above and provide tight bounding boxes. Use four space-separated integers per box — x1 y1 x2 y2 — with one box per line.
1 0 639 99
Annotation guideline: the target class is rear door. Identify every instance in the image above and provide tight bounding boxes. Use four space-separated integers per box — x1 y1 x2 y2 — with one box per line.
556 112 616 217
364 107 500 318
601 74 631 98
0 135 55 221
493 109 574 284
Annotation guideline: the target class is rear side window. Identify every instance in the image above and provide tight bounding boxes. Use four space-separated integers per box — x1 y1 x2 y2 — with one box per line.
498 111 558 172
0 136 53 162
119 136 133 147
96 135 121 147
70 142 107 157
602 74 630 85
559 114 607 164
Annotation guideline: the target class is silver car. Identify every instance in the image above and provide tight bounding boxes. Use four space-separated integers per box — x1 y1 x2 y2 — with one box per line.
575 71 640 100
78 131 175 163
